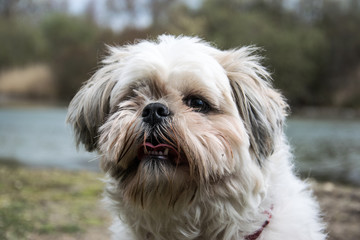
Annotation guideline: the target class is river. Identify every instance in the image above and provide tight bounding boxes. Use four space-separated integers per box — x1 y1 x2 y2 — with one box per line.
0 107 359 185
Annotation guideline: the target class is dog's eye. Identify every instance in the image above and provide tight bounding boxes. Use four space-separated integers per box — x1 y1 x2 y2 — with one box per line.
185 96 210 113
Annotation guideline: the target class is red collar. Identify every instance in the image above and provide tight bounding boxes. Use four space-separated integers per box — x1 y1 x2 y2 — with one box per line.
245 207 273 240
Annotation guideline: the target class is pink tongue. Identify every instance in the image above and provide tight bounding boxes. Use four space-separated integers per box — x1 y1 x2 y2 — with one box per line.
138 143 180 163
144 143 175 151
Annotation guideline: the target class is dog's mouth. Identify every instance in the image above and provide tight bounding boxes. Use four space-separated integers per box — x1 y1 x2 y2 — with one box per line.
137 142 187 165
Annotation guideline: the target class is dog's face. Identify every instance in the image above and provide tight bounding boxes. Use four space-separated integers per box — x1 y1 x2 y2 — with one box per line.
67 35 287 210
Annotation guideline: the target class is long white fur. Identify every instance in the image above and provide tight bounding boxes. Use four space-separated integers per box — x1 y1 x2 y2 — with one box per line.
67 35 326 240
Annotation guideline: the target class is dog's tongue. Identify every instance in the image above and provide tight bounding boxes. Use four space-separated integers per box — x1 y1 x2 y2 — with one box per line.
138 143 181 164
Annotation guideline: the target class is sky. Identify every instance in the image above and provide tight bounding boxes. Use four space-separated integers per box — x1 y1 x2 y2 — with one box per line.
66 0 202 30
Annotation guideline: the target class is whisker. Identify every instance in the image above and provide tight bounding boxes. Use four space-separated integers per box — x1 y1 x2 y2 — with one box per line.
88 155 101 163
117 116 140 163
168 120 181 153
118 135 137 163
142 131 149 154
219 133 233 159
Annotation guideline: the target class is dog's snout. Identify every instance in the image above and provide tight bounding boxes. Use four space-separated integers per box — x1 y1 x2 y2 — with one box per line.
142 103 170 125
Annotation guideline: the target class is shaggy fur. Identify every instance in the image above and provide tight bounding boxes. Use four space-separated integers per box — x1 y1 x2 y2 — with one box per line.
67 35 326 240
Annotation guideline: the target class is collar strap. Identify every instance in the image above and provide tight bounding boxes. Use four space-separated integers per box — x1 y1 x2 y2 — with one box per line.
245 206 273 240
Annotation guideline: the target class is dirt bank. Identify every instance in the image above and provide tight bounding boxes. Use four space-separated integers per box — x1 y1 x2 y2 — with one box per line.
312 181 360 240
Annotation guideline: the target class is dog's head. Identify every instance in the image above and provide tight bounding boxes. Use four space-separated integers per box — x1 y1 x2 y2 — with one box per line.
67 35 287 210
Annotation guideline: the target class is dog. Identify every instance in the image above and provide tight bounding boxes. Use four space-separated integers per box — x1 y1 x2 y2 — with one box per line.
67 35 326 240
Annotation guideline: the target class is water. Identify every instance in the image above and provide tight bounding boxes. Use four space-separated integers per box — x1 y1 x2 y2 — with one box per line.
0 108 99 171
0 108 359 185
286 118 360 185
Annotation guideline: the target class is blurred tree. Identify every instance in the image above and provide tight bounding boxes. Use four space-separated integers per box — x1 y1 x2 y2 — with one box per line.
0 0 67 19
150 0 179 28
165 3 207 36
0 0 359 107
196 0 329 105
105 0 137 24
0 20 47 69
40 14 101 101
0 0 19 18
103 0 179 29
318 0 360 105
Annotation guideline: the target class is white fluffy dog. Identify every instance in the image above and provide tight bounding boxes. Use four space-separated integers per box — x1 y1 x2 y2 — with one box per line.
67 35 326 240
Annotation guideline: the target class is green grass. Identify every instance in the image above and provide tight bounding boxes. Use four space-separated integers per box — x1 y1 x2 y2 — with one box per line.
0 164 110 239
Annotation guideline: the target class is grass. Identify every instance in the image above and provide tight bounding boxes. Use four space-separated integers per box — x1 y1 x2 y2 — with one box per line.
1 163 359 240
0 164 110 240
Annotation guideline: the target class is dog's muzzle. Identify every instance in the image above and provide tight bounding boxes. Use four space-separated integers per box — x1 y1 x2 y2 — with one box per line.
138 103 188 165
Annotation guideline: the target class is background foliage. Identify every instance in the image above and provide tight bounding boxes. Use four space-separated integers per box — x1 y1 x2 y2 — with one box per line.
0 0 359 107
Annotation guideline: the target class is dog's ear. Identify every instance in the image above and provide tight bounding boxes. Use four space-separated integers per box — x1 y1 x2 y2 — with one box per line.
217 47 288 165
66 46 127 151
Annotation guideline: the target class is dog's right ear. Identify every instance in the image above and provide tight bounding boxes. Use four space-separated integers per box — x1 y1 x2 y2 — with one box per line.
66 46 127 151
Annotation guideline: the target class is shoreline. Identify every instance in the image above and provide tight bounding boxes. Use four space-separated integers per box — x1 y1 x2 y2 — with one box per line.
291 106 360 120
1 98 360 119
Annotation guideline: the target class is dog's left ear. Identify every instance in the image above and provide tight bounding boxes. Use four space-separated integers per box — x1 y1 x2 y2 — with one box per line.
217 47 288 165
67 46 127 151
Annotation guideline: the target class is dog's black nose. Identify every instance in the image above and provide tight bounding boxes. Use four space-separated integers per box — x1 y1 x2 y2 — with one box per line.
142 103 170 125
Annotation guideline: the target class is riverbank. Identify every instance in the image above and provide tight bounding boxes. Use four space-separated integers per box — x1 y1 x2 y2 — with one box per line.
2 107 360 186
0 165 359 240
311 181 360 240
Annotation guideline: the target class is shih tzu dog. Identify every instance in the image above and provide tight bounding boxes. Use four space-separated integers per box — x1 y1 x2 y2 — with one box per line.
67 35 326 240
